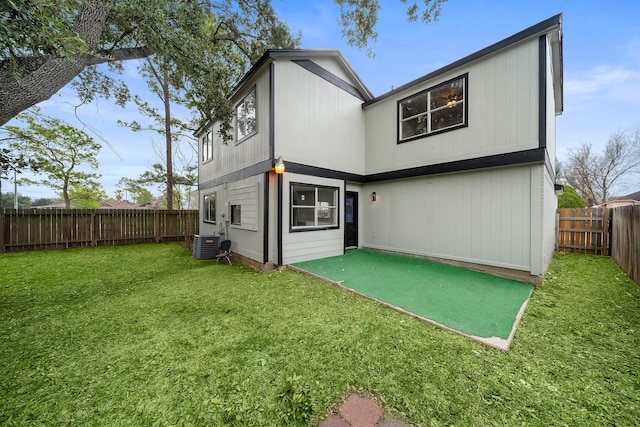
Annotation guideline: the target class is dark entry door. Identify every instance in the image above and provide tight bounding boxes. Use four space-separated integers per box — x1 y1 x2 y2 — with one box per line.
345 192 358 248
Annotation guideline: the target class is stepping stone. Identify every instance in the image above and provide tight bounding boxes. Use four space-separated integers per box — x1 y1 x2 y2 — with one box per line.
338 394 383 427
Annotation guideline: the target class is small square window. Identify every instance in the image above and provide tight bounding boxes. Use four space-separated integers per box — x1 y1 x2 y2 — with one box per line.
203 193 216 223
231 204 241 225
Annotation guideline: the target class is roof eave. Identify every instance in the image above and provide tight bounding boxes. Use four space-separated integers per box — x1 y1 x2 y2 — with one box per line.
363 13 563 108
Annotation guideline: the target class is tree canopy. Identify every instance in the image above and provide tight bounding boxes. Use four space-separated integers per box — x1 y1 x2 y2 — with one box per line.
0 0 453 129
557 185 586 209
4 110 102 209
336 0 448 56
561 130 640 205
0 0 299 128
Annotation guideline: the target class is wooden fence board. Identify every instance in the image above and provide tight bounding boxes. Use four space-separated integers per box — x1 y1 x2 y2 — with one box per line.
611 205 639 285
556 208 609 255
0 209 198 253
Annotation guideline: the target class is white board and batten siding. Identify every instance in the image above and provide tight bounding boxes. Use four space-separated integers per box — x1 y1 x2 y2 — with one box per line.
364 37 541 175
273 60 366 175
363 166 534 272
198 71 271 185
281 173 345 265
200 175 265 263
536 37 561 276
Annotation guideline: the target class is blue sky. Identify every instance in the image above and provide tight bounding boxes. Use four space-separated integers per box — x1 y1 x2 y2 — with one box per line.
6 0 640 200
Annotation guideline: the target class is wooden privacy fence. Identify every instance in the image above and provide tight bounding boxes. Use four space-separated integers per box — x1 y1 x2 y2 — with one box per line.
556 208 610 255
611 205 639 285
0 209 198 253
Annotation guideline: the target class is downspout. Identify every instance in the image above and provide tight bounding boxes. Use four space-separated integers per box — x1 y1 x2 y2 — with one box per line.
277 173 283 266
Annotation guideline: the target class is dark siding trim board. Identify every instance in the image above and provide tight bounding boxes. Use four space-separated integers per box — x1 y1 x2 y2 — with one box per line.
269 63 275 160
285 162 366 183
364 14 562 108
199 148 548 191
277 174 283 266
292 59 366 101
269 148 547 184
538 36 547 149
365 148 546 183
198 159 273 190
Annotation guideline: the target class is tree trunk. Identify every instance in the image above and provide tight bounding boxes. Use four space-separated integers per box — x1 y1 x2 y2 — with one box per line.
63 182 71 209
0 0 151 126
163 73 174 210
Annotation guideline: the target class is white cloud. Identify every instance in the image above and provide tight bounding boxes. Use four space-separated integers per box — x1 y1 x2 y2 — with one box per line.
565 65 640 97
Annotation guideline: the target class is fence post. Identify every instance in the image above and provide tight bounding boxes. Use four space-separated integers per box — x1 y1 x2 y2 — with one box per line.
555 210 560 251
0 209 5 253
602 208 609 256
154 210 160 243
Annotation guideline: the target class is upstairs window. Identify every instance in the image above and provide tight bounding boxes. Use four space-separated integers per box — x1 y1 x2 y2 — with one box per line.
235 86 256 142
398 74 467 143
202 130 213 162
291 183 339 231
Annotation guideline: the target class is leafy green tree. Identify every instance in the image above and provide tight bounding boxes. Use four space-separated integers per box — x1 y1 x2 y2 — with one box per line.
31 197 54 207
0 147 37 204
1 192 31 209
4 110 102 209
558 185 586 209
118 58 198 209
0 0 299 128
116 178 154 205
137 163 197 209
0 0 453 128
68 182 108 209
336 0 448 56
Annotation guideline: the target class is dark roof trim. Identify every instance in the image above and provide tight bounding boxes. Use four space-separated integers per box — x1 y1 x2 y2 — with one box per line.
538 36 547 149
229 49 373 101
363 14 562 107
292 59 367 101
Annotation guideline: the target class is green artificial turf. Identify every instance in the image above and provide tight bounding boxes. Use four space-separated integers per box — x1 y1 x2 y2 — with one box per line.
1 244 639 426
293 249 533 341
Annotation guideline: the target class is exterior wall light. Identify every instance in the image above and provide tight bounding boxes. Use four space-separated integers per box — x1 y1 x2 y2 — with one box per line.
371 192 377 201
274 156 285 174
554 183 564 196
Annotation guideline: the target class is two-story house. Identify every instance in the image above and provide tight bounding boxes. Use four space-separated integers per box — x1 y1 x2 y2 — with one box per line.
197 15 563 284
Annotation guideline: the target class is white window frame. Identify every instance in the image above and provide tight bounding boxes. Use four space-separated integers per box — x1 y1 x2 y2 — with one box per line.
290 183 339 231
203 193 216 224
398 74 467 143
202 130 213 162
230 204 241 226
235 86 257 143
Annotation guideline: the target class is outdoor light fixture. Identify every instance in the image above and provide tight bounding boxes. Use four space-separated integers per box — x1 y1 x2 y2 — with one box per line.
274 156 285 174
371 192 377 202
554 183 565 196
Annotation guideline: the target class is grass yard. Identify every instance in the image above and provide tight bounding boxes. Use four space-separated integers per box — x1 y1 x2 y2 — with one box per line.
1 244 639 426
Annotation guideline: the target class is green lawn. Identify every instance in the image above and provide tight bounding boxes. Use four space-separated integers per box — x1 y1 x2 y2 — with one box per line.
1 244 639 426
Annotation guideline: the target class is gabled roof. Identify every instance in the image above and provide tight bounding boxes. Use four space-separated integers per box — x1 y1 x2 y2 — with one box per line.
620 190 640 201
363 14 563 111
100 199 138 209
228 49 374 102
